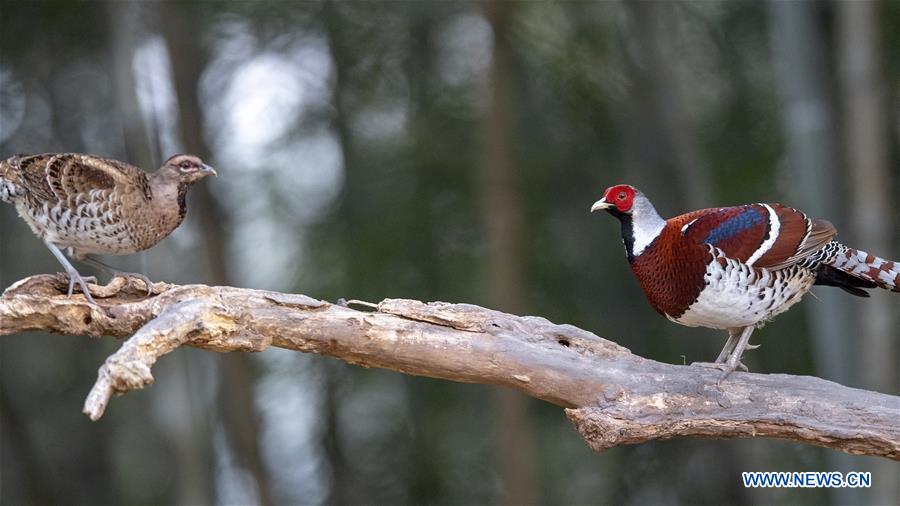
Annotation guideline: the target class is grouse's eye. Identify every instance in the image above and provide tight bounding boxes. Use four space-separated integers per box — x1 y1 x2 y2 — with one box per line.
617 192 627 201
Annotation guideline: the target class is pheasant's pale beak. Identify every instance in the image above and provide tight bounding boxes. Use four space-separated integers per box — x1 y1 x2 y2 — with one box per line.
590 199 613 213
201 164 218 177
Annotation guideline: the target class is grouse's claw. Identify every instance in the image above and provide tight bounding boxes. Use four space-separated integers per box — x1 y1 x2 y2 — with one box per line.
113 272 155 295
66 273 98 305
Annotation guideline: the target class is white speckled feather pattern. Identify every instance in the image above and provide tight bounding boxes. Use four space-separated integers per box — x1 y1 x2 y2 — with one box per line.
672 246 816 329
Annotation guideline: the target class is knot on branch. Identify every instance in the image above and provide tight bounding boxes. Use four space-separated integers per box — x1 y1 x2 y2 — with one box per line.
566 406 703 452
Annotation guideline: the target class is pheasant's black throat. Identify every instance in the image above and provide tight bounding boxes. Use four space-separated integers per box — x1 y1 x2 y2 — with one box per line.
606 209 636 262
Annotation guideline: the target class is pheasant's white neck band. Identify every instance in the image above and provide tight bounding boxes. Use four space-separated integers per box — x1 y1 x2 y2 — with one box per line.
630 195 667 257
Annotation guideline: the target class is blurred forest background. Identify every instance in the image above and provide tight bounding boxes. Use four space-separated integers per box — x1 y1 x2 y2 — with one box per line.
1 1 898 505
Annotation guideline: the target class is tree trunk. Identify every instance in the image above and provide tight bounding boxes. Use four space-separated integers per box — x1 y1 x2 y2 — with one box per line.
159 4 273 505
482 2 538 504
105 0 158 285
836 2 898 504
320 4 357 502
622 0 710 210
766 2 860 504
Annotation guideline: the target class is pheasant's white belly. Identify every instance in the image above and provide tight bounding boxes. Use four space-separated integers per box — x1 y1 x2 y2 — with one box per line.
671 250 816 330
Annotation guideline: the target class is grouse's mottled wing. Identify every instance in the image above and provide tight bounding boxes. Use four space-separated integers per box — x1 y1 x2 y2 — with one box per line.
6 153 148 203
678 204 836 270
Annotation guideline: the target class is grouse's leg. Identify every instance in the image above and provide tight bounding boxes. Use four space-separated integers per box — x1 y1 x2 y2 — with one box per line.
77 255 154 295
45 242 98 304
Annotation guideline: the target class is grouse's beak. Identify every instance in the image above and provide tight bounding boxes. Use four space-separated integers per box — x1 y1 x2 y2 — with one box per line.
201 164 218 177
590 199 613 213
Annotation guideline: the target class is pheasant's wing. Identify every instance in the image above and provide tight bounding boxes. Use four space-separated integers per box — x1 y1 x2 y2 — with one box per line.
753 205 836 269
8 153 146 203
677 205 771 263
678 204 836 269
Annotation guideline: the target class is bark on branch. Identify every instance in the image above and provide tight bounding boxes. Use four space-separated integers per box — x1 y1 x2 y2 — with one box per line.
2 275 898 460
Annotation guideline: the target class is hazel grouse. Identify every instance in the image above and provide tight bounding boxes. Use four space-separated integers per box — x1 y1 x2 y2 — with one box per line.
591 184 898 379
1 153 216 304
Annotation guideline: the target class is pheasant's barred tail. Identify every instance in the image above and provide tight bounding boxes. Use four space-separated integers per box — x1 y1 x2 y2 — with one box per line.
824 243 900 292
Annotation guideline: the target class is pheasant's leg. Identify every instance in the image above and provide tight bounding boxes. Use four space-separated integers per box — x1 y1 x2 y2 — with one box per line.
690 329 739 369
718 326 756 382
77 255 154 295
45 242 98 304
693 328 753 374
715 329 741 363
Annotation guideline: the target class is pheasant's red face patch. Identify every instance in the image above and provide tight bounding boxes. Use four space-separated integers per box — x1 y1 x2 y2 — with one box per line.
603 184 636 213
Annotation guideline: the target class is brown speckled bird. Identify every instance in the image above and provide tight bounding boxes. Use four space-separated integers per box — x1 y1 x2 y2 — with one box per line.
1 153 216 304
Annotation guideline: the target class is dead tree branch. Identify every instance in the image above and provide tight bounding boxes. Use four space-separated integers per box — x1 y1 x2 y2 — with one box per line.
2 274 898 460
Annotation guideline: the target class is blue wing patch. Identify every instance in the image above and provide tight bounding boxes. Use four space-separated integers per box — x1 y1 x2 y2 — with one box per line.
703 207 765 245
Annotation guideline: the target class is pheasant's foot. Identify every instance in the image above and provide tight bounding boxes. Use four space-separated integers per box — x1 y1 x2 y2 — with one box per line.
689 362 743 385
691 360 748 378
712 326 756 383
691 361 730 370
66 272 98 305
717 364 739 385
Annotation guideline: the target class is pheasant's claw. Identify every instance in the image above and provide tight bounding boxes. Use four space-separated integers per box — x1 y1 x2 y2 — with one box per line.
745 343 761 351
690 361 730 371
717 365 739 385
691 361 746 384
715 360 749 384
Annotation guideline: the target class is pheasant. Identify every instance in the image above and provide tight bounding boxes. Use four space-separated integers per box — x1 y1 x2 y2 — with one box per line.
1 153 216 304
591 184 899 379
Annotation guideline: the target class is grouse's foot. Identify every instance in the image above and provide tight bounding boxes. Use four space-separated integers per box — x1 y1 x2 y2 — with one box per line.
44 242 99 304
66 273 98 305
76 256 154 296
111 272 155 295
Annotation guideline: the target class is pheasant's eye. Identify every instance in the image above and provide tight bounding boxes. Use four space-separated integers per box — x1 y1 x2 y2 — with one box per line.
617 192 627 200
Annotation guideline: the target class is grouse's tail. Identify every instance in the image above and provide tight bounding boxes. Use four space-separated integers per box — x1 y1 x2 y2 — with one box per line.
817 242 900 295
0 157 21 203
